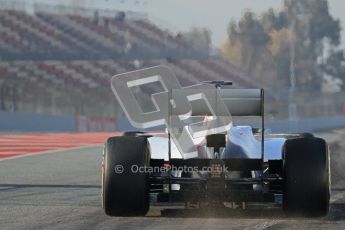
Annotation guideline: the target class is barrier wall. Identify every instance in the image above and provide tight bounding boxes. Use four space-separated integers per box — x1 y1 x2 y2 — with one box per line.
1 110 345 133
0 111 76 132
117 115 345 133
266 115 345 133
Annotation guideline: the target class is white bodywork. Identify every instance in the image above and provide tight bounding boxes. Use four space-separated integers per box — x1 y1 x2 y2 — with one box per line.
149 125 286 161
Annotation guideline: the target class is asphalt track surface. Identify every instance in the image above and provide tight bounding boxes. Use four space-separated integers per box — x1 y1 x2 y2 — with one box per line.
1 133 345 230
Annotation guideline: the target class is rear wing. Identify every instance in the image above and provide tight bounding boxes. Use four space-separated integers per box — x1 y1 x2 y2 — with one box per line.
220 89 264 117
190 87 265 161
221 88 265 164
190 88 264 117
168 87 265 161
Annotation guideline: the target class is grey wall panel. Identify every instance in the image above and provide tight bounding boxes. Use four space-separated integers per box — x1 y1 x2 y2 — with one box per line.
0 111 75 132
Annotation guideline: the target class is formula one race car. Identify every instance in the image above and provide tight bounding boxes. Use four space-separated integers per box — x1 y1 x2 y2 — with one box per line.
102 73 330 217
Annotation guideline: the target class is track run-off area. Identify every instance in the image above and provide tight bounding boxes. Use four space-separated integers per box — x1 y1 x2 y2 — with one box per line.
0 132 118 160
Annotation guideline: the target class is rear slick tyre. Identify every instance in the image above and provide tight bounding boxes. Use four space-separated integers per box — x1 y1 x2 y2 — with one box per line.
283 137 330 217
102 136 150 216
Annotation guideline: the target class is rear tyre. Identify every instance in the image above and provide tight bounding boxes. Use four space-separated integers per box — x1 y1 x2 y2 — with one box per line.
102 136 150 216
283 137 330 216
